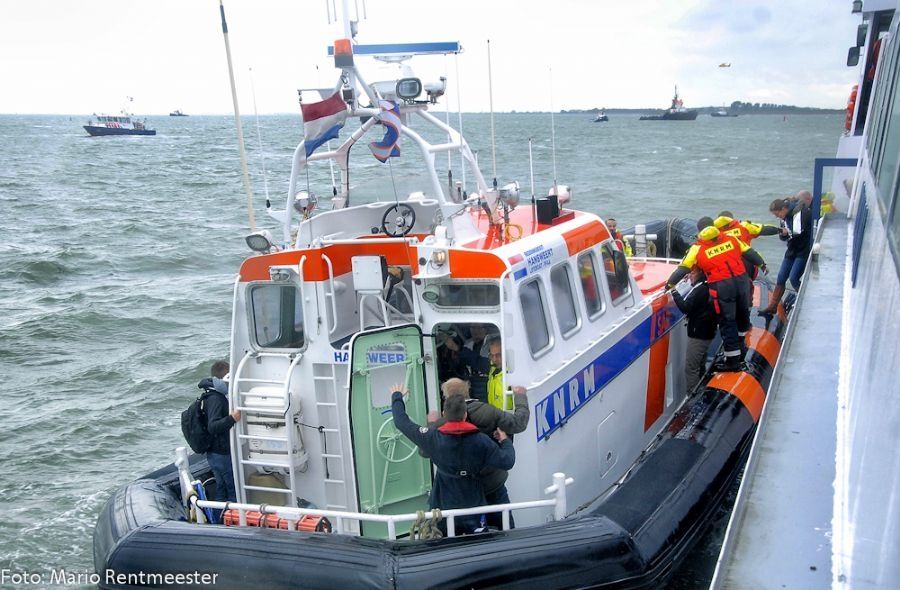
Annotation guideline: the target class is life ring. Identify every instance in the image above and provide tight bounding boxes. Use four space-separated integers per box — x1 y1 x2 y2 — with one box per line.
845 84 858 132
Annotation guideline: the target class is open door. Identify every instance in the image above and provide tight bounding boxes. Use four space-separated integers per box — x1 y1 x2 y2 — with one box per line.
348 324 432 538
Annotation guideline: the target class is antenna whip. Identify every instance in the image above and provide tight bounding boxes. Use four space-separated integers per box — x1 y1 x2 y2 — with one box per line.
220 1 256 231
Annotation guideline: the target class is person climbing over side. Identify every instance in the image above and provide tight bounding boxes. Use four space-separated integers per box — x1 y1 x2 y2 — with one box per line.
200 361 241 514
390 383 515 535
667 217 766 371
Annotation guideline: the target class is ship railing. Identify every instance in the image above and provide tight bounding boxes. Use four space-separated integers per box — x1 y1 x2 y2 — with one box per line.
193 472 574 540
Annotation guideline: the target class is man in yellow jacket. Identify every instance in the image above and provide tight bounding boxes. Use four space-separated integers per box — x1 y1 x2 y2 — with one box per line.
486 336 525 411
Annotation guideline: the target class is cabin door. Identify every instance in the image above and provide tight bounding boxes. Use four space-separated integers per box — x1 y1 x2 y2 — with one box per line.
348 324 432 538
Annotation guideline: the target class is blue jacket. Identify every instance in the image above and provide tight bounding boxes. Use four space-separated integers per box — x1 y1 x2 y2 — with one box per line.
391 392 515 515
199 377 234 455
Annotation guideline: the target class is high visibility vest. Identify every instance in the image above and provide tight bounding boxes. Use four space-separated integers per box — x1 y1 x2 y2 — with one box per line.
486 366 511 410
695 234 747 283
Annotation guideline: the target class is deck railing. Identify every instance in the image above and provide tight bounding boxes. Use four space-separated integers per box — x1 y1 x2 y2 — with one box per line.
192 472 574 540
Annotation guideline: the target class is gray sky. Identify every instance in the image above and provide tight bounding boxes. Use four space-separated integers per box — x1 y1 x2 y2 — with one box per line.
0 0 858 115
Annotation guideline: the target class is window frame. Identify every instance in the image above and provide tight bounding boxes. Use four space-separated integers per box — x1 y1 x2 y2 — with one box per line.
518 277 554 359
426 281 501 310
600 241 632 306
549 262 582 339
576 251 607 321
247 281 308 352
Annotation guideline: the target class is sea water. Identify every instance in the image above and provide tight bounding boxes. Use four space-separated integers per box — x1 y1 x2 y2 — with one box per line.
0 112 841 588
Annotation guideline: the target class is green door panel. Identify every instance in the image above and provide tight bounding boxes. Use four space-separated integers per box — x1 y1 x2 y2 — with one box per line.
349 324 432 538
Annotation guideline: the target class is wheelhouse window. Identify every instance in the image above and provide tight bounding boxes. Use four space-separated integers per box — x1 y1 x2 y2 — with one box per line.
250 284 305 349
429 283 500 308
577 252 605 318
519 279 551 356
550 264 580 337
601 243 631 303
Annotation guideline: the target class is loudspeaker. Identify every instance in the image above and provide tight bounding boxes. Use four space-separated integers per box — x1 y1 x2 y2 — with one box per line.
536 195 559 224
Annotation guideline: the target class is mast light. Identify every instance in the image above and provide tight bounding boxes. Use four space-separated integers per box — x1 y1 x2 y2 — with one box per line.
334 39 354 67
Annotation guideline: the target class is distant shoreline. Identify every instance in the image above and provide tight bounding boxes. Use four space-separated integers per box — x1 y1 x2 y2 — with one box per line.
563 105 844 116
0 109 844 116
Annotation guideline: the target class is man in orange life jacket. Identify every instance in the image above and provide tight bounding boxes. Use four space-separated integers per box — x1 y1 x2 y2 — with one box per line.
667 217 766 371
713 211 780 295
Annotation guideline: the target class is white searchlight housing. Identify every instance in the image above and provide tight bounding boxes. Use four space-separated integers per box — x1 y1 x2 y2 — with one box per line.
245 229 275 253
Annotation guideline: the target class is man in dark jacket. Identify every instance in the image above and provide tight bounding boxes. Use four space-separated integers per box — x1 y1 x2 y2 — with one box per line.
427 378 529 528
671 267 717 393
760 197 813 314
391 384 515 535
200 360 241 512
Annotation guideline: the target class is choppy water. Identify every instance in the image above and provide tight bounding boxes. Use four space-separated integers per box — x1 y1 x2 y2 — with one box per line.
0 112 840 588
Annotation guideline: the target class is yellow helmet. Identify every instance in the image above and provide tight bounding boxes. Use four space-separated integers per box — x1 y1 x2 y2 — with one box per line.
698 226 720 241
713 215 733 229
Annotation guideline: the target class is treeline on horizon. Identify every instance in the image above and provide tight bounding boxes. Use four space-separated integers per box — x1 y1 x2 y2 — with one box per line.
559 101 843 115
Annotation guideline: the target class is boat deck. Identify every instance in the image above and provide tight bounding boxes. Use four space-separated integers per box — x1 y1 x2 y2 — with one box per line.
712 216 848 589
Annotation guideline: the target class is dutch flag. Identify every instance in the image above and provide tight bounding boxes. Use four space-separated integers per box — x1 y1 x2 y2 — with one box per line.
300 92 348 158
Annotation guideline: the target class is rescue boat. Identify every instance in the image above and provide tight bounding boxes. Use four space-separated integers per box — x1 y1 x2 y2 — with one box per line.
92 4 791 588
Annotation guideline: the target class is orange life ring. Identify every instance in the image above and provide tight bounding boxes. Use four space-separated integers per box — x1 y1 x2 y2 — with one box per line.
845 84 858 132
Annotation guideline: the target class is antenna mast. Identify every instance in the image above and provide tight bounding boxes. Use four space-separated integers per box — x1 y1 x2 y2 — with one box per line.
550 67 558 191
219 1 256 232
487 39 497 187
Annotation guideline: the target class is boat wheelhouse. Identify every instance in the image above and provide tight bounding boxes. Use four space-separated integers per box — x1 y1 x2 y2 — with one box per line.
93 3 789 588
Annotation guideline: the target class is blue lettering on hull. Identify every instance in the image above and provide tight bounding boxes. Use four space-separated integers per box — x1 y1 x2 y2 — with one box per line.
534 299 682 441
333 351 407 364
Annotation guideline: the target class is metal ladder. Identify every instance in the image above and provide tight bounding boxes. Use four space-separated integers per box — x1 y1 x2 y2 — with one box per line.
313 361 351 511
231 351 307 505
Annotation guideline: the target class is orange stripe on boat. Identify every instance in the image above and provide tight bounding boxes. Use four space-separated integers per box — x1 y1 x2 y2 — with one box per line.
707 371 766 422
644 332 669 431
744 327 780 367
563 220 610 256
448 250 507 278
239 242 418 282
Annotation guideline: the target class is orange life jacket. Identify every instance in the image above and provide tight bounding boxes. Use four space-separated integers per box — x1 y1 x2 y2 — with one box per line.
695 234 746 283
719 219 752 244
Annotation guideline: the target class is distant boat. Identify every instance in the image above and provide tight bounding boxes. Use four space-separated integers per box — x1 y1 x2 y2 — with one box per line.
83 113 156 136
639 86 699 121
169 109 188 117
710 108 738 118
592 109 609 122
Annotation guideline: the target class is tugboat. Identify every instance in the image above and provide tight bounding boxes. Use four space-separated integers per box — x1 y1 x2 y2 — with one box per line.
592 109 609 122
640 85 699 120
92 3 789 588
169 109 188 117
83 112 155 136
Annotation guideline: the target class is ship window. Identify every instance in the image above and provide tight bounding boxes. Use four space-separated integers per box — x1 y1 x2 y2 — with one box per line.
249 283 305 350
876 71 900 212
519 279 552 356
550 263 580 338
429 283 499 308
577 252 605 319
601 243 631 303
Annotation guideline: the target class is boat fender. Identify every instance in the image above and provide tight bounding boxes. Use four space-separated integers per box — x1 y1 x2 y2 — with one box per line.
845 84 858 132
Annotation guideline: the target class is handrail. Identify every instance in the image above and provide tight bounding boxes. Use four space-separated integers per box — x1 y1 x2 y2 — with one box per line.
194 472 574 539
321 253 338 335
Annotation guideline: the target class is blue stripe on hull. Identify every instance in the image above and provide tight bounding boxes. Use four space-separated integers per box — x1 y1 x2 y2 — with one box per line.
535 298 683 441
83 126 156 136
